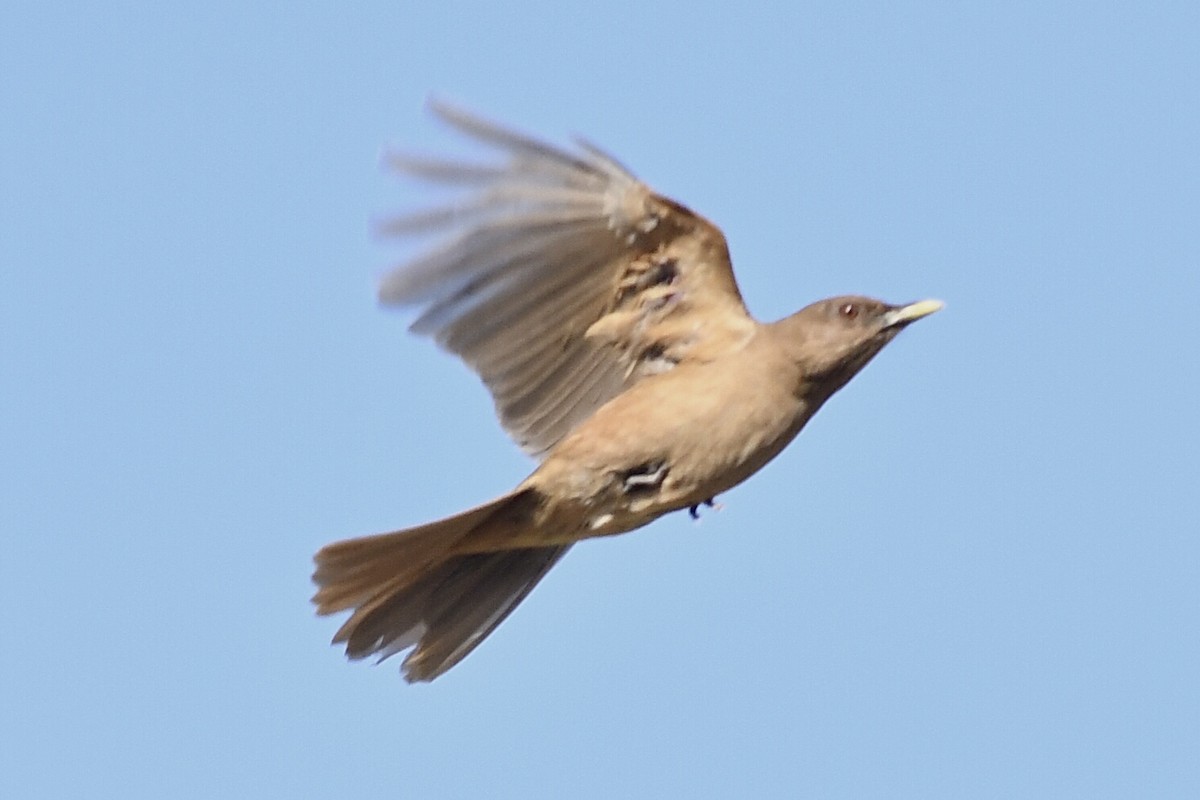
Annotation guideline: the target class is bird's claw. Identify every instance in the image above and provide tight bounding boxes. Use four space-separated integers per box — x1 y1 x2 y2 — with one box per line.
688 497 719 519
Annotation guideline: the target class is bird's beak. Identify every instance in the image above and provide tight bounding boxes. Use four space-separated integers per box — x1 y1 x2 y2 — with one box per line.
882 299 944 329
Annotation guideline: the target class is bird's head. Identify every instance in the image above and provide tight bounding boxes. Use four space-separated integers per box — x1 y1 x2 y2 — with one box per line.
771 295 943 398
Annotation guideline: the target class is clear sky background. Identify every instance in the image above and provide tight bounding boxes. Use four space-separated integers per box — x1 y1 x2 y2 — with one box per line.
2 2 1197 798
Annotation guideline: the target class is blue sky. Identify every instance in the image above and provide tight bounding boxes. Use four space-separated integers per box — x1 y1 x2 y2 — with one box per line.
2 2 1197 798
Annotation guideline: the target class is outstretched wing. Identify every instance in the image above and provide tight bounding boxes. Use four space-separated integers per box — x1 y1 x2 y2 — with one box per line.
380 101 756 457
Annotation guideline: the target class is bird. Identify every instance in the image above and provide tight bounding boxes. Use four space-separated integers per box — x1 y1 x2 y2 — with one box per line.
312 101 943 683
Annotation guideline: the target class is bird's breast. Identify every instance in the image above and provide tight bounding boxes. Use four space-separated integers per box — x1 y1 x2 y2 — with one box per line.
527 353 810 538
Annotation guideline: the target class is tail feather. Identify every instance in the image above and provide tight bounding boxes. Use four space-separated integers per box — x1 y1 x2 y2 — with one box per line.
408 545 568 679
344 545 570 681
312 492 526 614
312 488 571 682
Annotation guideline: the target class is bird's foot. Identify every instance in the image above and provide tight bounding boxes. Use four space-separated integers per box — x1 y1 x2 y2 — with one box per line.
688 497 720 519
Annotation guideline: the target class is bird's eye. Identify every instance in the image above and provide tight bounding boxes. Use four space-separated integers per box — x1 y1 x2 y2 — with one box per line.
839 302 859 319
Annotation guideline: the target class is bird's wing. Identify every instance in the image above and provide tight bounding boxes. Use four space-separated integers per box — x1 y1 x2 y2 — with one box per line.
380 102 756 457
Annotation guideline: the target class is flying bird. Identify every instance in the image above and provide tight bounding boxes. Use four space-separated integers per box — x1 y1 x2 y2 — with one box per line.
312 102 943 682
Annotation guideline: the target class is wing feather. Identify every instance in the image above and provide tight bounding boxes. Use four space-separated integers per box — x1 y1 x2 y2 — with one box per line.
381 101 755 456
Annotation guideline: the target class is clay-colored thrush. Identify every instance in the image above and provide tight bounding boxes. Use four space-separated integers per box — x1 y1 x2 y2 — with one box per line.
313 102 942 682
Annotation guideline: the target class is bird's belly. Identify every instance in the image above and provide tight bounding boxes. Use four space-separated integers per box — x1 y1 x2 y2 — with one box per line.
529 370 810 540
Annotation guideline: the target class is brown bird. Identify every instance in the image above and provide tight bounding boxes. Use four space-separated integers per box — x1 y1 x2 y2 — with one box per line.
313 102 943 682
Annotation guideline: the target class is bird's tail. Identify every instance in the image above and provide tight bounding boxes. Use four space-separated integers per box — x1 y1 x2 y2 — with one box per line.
312 488 570 682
